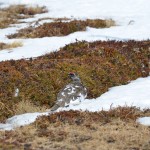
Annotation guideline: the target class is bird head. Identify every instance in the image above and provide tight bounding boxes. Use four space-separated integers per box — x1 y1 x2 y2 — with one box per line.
68 72 75 78
68 72 81 82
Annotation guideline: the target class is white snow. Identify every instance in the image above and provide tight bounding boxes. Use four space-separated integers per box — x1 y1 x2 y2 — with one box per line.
0 0 150 130
137 117 150 126
60 76 150 112
0 0 150 61
0 112 49 130
14 88 19 97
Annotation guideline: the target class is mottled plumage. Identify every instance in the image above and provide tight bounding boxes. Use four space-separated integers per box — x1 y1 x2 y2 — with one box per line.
50 73 87 111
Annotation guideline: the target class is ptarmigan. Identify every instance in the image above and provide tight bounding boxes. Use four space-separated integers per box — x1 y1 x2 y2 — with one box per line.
50 72 87 111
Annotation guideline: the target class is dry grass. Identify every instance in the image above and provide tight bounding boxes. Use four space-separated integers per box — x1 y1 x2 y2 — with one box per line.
14 99 46 115
0 41 23 50
0 108 150 150
8 5 48 16
0 5 48 28
0 102 13 123
7 19 115 39
35 17 71 22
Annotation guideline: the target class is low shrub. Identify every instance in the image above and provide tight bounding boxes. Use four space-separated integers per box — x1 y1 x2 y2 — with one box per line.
0 40 149 121
7 19 115 38
35 107 142 128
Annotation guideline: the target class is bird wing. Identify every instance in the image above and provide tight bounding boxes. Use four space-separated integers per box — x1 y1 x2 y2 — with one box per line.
57 83 86 100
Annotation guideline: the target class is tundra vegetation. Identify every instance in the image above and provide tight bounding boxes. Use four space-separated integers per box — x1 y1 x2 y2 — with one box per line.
0 4 48 28
7 19 115 39
0 41 23 50
0 108 150 150
0 40 149 122
0 4 149 149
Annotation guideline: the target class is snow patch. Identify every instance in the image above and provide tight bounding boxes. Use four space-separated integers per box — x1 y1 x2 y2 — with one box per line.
0 76 150 131
0 0 150 61
137 117 150 126
61 76 150 112
0 112 49 131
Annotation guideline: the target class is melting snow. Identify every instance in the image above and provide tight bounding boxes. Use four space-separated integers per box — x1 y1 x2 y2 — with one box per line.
0 0 149 130
137 117 150 126
0 112 49 131
0 76 150 130
0 0 150 61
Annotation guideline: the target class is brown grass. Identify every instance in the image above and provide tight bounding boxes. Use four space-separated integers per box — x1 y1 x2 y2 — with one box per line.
0 41 23 50
0 40 149 122
8 5 48 16
35 107 150 127
33 17 71 22
0 108 150 150
0 102 13 123
14 99 46 115
0 5 48 28
7 19 115 39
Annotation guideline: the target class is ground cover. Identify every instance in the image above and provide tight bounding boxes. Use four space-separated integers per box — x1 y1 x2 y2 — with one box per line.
7 19 115 38
0 40 149 122
0 4 47 29
0 108 150 150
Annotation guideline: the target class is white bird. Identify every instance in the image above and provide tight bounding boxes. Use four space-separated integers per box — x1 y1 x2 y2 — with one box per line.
50 72 87 111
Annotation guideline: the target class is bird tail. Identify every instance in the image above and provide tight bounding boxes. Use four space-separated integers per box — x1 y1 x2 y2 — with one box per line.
50 104 60 111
